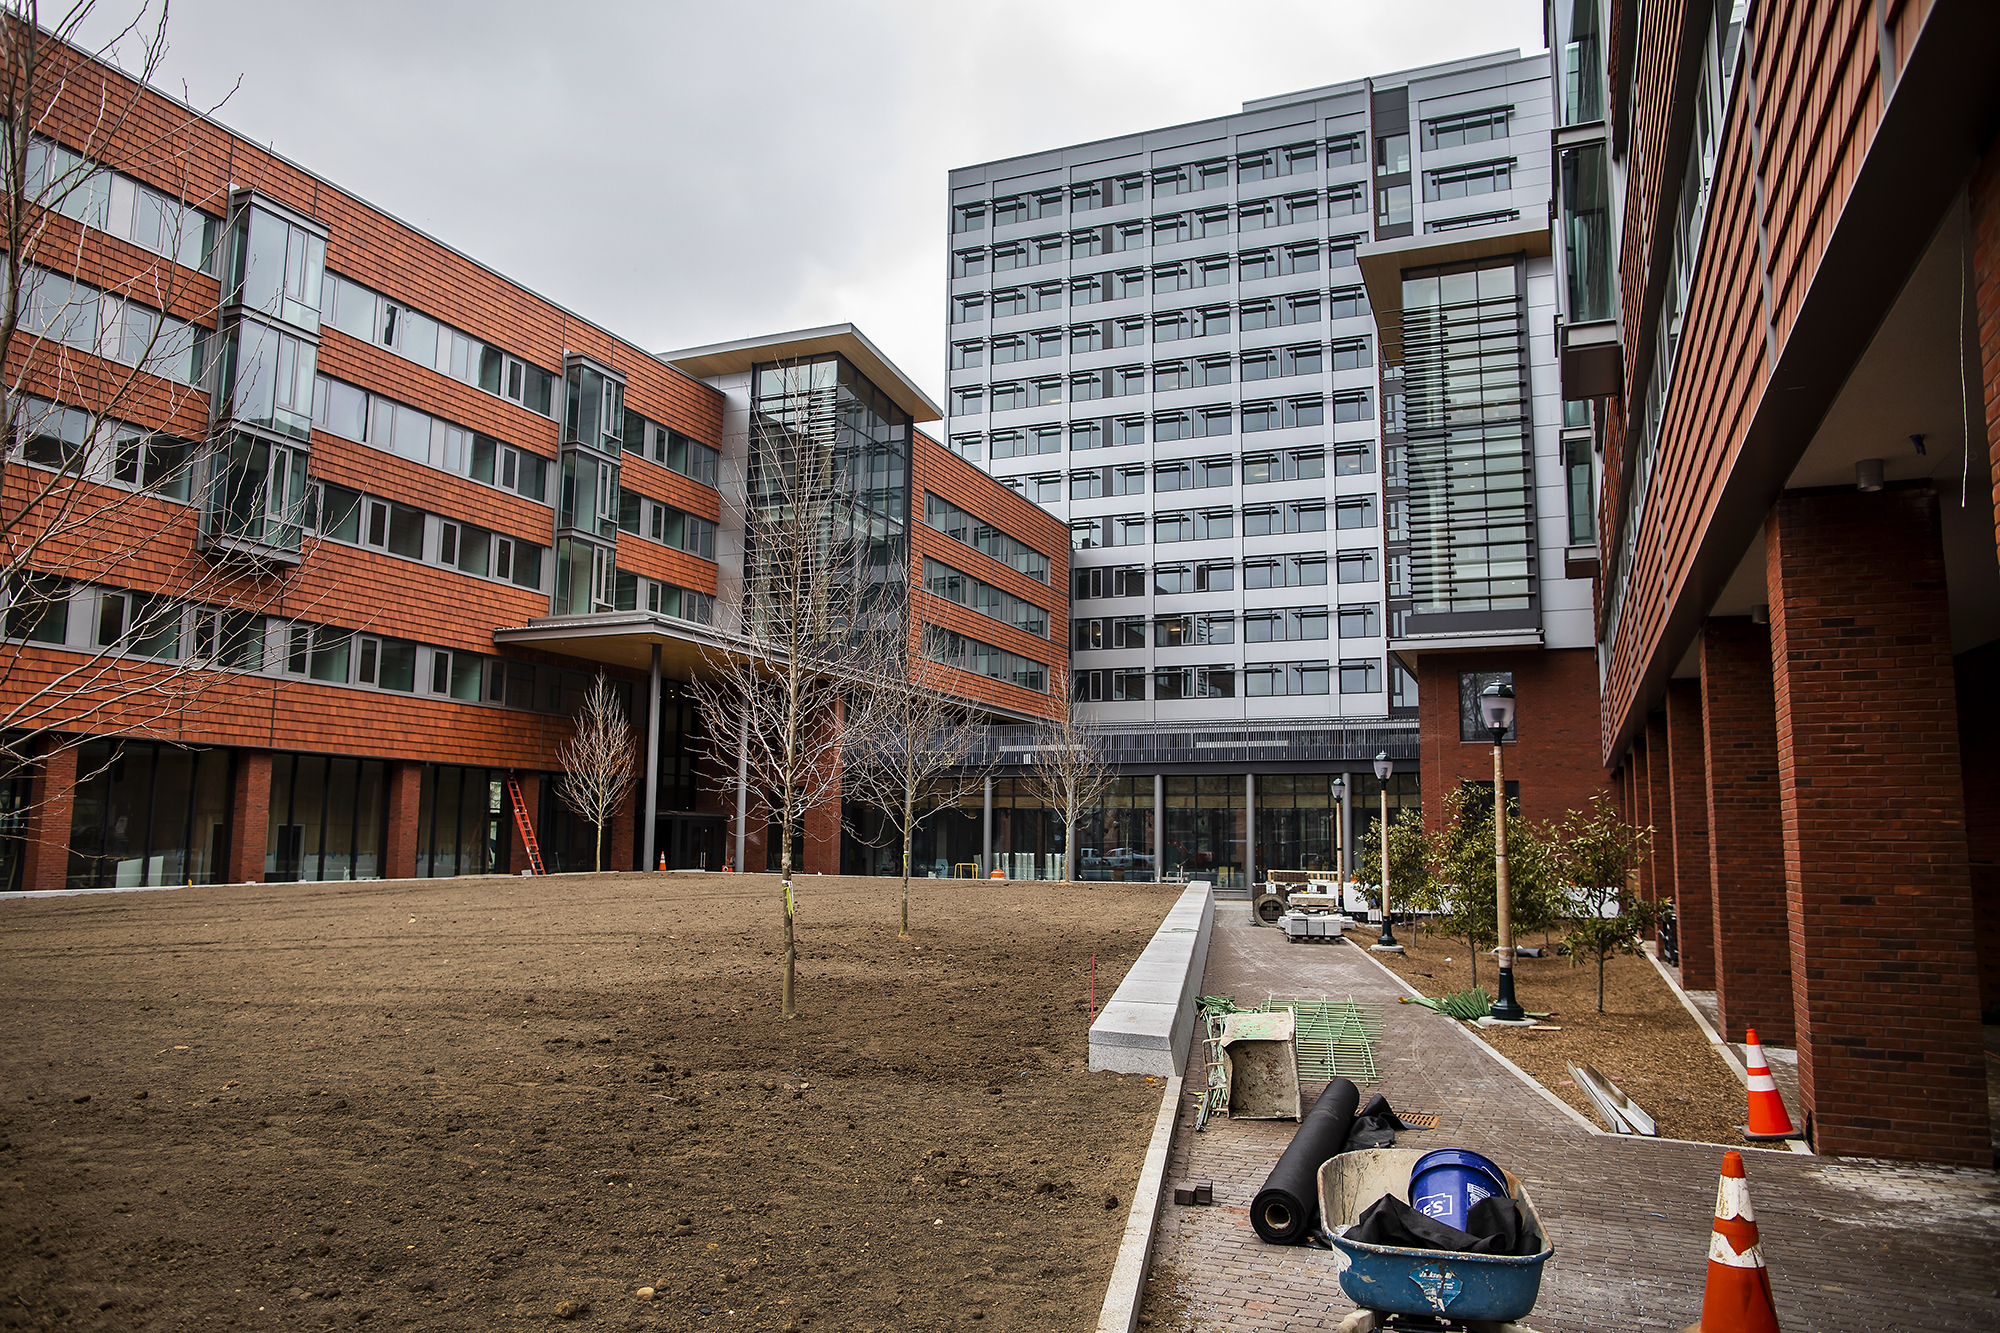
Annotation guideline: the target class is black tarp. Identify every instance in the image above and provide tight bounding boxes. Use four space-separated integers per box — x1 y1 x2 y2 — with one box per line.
1346 1192 1542 1256
1343 1093 1416 1150
1250 1078 1359 1244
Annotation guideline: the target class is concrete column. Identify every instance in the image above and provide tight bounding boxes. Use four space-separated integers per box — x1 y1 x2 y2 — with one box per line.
642 645 661 872
226 750 272 885
1699 619 1793 1043
734 713 749 872
1153 773 1164 883
982 776 994 876
1664 680 1714 988
385 761 423 881
20 738 77 893
1767 487 1987 1165
1339 771 1354 885
1244 772 1255 887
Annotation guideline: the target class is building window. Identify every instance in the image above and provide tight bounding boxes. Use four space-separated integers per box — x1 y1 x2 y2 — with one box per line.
1071 322 1106 354
1328 133 1365 166
951 340 984 369
1029 282 1064 312
951 293 985 324
1338 604 1379 638
953 248 987 278
1239 198 1276 230
1336 552 1377 584
1114 221 1148 251
1072 228 1106 259
1424 159 1515 202
950 385 984 415
1567 437 1596 543
1458 670 1517 741
992 288 1026 318
63 739 235 889
952 202 986 233
1281 193 1319 226
1424 106 1511 149
1240 248 1275 281
1113 318 1147 348
1334 497 1375 529
1280 242 1320 275
1340 659 1381 694
1244 662 1329 697
1376 134 1409 176
1330 390 1370 422
1328 182 1366 216
1377 185 1412 227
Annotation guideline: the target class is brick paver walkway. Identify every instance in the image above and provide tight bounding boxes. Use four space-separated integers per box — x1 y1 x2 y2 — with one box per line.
1145 912 2000 1332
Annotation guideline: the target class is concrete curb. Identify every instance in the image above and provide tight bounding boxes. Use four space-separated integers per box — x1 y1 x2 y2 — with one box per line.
1089 883 1215 1076
1095 1074 1183 1333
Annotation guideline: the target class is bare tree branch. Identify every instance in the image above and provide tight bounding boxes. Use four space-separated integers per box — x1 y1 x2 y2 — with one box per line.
688 357 891 1017
555 670 637 873
1025 680 1116 883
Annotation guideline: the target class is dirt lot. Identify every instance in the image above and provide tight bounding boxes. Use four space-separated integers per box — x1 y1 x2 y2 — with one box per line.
1355 922 1748 1144
0 872 1178 1331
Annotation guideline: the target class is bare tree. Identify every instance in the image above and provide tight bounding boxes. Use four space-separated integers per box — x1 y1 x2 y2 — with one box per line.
841 583 990 937
1026 683 1116 883
555 670 638 873
1 5 313 805
689 358 887 1017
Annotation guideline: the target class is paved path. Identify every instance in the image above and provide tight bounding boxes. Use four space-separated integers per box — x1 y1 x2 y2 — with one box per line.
1145 909 2000 1332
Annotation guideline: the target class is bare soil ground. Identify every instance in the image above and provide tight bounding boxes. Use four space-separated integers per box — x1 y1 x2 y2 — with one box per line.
0 872 1179 1331
1354 923 1748 1144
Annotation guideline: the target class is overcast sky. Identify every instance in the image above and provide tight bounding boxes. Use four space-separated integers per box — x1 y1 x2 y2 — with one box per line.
81 0 1543 405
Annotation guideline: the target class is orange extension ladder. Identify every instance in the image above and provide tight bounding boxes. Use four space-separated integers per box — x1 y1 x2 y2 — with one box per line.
506 777 545 876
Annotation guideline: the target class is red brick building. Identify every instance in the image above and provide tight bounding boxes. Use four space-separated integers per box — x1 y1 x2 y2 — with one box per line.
1 26 1064 891
1545 0 2000 1163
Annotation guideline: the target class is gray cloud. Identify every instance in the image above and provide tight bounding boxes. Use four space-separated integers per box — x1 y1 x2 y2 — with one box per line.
80 0 1542 401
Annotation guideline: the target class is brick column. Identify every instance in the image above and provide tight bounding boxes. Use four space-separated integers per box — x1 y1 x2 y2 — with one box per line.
1630 740 1653 904
1665 681 1714 987
20 738 77 893
1644 714 1671 937
609 782 637 872
1973 136 2000 562
1700 618 1793 1043
507 773 542 874
1767 487 1988 1165
385 761 423 881
226 750 272 885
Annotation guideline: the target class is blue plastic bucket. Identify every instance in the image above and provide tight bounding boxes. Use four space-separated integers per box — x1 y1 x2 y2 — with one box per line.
1409 1149 1508 1231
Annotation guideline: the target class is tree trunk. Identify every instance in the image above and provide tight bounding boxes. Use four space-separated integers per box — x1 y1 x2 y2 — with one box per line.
1597 951 1607 1014
1470 944 1477 989
593 821 604 873
781 794 796 1018
899 789 913 938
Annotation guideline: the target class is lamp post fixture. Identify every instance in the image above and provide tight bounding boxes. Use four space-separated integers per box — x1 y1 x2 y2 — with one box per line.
1329 774 1347 887
1479 681 1528 1023
1371 751 1401 951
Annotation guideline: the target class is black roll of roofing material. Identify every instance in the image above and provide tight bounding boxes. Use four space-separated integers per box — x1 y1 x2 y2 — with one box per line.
1250 1077 1360 1244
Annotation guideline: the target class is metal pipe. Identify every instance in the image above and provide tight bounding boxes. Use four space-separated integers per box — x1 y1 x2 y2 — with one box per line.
982 776 994 876
734 712 749 871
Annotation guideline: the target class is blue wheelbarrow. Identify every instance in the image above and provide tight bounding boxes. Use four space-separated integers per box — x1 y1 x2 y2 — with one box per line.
1317 1148 1554 1330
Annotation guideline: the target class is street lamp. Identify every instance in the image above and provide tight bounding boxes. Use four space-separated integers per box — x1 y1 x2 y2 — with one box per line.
1329 774 1347 886
1479 681 1528 1023
1371 751 1401 951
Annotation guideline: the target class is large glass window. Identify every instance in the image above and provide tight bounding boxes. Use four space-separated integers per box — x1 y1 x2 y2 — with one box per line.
1559 0 1606 126
1560 143 1614 322
415 765 507 878
265 753 388 882
66 740 232 888
229 199 325 332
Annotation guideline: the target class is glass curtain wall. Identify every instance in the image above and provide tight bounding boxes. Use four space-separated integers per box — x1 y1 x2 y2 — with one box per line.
841 784 984 878
66 740 233 888
1400 259 1536 626
749 354 912 625
417 765 507 877
265 753 388 882
1162 776 1245 887
1075 777 1156 881
989 778 1062 880
0 757 30 891
1253 775 1342 875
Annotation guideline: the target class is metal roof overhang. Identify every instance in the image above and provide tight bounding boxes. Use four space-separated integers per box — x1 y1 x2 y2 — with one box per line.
491 613 1046 724
1358 218 1554 367
657 324 943 425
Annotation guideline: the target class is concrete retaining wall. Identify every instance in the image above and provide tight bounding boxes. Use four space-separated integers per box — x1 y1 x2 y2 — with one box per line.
1088 882 1215 1076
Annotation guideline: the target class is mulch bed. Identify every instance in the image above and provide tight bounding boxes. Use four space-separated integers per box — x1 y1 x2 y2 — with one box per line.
1354 923 1749 1144
0 872 1180 1331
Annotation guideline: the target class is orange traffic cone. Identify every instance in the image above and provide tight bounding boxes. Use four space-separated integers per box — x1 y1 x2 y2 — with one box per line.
1741 1029 1799 1141
1692 1150 1781 1333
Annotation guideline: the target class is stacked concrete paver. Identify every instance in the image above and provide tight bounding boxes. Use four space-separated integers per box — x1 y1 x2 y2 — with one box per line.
1145 912 2000 1331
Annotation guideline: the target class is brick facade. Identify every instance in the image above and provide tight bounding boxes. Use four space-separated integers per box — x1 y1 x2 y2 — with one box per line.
1630 740 1652 906
1766 487 1989 1165
1698 618 1793 1045
1664 680 1714 989
1974 133 2000 563
1413 647 1609 830
1957 641 2000 1022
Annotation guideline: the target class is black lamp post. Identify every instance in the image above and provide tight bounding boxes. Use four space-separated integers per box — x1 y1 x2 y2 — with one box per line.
1329 774 1347 886
1371 751 1400 949
1479 681 1528 1023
